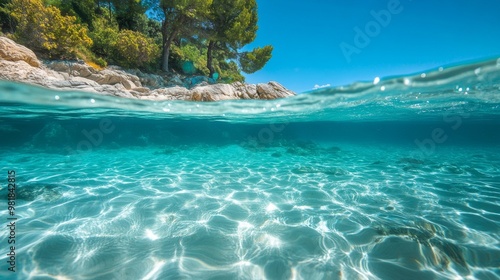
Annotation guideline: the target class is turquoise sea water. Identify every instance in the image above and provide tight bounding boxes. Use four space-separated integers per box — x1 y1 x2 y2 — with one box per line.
1 58 500 280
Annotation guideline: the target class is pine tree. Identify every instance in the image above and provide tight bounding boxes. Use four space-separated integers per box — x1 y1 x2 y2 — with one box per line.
239 45 273 74
204 0 272 78
147 0 212 72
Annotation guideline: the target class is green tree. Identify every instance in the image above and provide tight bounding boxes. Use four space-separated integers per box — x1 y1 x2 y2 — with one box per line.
52 0 96 29
142 17 162 40
239 45 273 74
169 39 212 75
95 0 114 24
204 0 272 79
89 14 119 58
217 60 244 82
111 0 146 31
147 0 212 72
0 0 14 33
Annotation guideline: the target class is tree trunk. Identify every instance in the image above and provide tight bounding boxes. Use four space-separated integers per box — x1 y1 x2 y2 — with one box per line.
161 21 178 72
162 44 171 72
207 40 215 79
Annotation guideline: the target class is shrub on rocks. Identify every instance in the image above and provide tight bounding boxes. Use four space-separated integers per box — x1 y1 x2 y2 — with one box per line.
9 0 92 58
113 30 160 69
89 16 119 60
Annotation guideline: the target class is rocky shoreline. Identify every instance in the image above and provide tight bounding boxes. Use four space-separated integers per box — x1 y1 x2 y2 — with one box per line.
0 37 295 101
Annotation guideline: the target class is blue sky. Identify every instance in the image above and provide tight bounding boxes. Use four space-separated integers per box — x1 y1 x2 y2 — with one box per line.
244 0 500 93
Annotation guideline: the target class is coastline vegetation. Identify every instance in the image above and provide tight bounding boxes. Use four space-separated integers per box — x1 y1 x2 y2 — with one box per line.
0 0 273 82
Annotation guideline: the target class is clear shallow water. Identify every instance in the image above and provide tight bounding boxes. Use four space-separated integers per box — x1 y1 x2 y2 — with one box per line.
0 58 500 279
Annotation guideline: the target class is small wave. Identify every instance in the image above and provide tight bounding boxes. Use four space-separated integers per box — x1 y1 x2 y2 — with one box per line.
1 58 499 122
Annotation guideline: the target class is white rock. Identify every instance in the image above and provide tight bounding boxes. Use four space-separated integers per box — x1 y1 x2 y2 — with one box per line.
0 36 296 101
0 37 41 67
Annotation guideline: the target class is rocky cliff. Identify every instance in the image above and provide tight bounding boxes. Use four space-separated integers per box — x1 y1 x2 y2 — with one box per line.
0 36 295 101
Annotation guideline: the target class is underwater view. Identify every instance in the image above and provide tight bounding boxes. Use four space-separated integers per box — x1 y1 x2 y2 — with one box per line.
1 58 499 279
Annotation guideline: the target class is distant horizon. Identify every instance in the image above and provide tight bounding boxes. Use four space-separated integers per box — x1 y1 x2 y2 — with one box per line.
244 0 500 93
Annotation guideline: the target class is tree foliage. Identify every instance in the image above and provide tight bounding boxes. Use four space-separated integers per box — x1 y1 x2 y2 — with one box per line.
10 0 92 58
239 45 273 74
0 0 14 33
52 0 96 29
206 0 257 47
90 14 160 69
171 42 208 75
112 0 146 31
217 60 244 83
113 29 160 68
89 15 119 58
203 0 272 79
146 0 212 71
